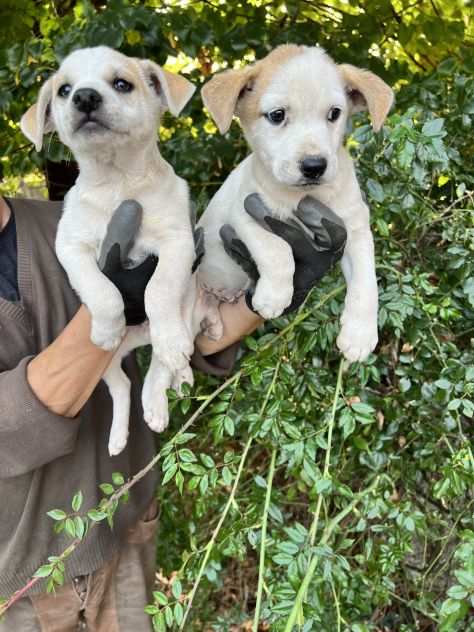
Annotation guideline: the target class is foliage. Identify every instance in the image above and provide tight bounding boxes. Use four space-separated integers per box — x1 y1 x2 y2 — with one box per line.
0 1 473 631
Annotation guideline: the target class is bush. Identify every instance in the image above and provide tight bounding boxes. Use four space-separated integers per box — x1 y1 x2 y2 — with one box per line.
0 2 473 630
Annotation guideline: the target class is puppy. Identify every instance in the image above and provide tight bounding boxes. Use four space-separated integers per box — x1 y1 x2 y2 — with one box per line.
21 46 196 454
199 44 394 362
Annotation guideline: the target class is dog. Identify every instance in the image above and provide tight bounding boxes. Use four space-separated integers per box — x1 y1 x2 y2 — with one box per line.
21 46 197 454
198 44 394 363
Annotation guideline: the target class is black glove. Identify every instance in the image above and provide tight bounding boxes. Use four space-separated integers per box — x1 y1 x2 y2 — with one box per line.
101 244 158 326
220 193 347 315
100 199 204 326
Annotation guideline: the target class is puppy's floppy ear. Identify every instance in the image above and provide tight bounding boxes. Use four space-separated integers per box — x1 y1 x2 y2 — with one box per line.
338 64 394 132
201 67 254 134
20 76 55 152
141 60 195 116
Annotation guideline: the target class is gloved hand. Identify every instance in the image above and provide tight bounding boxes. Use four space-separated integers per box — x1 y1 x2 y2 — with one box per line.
100 199 204 326
220 193 347 315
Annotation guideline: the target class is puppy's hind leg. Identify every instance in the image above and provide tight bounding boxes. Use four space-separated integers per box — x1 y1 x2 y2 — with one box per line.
104 324 150 456
104 358 132 456
142 354 173 433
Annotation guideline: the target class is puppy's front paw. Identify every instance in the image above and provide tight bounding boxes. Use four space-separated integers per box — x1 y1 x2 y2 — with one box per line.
91 314 126 350
152 327 193 372
337 313 378 363
252 278 293 319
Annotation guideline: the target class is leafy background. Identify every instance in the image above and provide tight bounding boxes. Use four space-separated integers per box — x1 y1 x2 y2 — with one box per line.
0 1 473 630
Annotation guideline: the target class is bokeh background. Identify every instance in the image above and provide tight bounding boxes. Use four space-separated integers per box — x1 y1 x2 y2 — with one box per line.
0 1 473 631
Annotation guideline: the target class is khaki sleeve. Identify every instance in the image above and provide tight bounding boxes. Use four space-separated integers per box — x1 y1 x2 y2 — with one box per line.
0 356 81 478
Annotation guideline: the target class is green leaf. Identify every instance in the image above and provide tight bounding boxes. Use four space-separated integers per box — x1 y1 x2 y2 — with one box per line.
112 472 125 486
447 585 468 600
172 579 182 600
65 518 76 538
74 516 85 540
162 464 178 485
422 118 445 136
71 491 83 513
47 509 67 521
179 449 197 463
34 564 53 578
174 602 184 625
99 483 115 496
175 470 184 495
153 591 168 606
87 510 107 522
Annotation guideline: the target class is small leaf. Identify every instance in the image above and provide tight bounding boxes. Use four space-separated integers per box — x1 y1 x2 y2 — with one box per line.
174 602 184 625
112 472 125 486
100 483 115 496
172 579 182 600
88 509 107 522
65 518 76 538
34 564 53 578
153 591 168 606
47 509 67 521
71 491 83 513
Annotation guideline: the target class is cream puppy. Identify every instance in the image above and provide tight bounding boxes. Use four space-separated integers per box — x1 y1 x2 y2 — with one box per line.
21 46 196 452
199 44 394 362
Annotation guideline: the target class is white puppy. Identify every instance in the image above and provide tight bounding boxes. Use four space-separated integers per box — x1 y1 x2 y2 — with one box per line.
199 44 394 362
21 46 196 453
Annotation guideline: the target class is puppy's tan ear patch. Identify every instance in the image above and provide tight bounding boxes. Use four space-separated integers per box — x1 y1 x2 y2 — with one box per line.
142 61 195 116
20 76 55 152
201 67 253 134
339 64 394 132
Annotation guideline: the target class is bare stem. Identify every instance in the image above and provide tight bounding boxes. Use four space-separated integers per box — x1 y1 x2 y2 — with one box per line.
253 447 277 632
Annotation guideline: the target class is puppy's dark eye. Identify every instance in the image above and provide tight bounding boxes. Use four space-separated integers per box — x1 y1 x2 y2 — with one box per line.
113 78 134 93
328 107 342 122
58 84 72 98
265 109 286 125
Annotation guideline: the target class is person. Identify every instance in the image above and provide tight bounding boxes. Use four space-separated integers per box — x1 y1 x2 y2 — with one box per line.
0 192 345 631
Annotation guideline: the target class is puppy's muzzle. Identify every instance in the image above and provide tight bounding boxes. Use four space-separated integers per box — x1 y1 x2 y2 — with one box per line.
300 156 327 182
73 88 103 114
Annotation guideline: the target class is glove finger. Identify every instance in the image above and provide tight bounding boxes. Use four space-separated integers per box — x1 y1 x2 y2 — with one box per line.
295 195 345 230
194 226 205 258
264 216 320 261
321 217 347 253
192 227 205 273
220 225 259 283
98 200 143 269
102 243 122 274
132 254 159 279
243 193 275 229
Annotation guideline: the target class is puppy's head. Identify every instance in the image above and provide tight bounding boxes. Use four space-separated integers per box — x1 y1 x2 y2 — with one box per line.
21 46 195 154
202 45 393 189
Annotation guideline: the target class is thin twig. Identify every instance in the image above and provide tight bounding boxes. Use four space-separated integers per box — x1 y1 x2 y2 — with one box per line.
179 360 281 630
253 447 277 632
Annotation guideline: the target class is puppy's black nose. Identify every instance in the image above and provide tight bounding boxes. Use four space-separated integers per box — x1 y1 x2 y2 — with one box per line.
73 88 102 114
301 156 327 180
